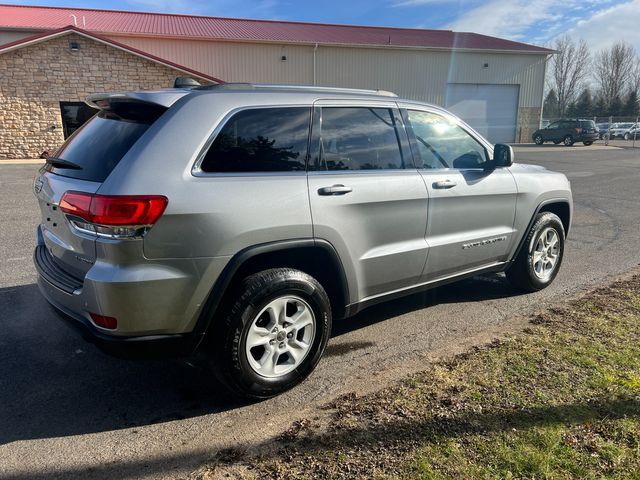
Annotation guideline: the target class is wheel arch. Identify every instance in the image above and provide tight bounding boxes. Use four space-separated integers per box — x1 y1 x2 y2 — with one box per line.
511 199 571 262
192 239 350 346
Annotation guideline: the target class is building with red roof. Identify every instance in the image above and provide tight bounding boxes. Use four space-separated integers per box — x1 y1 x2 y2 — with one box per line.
0 4 552 158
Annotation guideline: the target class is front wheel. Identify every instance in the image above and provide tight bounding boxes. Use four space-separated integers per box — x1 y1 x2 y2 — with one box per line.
624 133 630 140
583 141 593 146
533 134 544 145
210 268 332 399
506 212 565 292
563 135 574 146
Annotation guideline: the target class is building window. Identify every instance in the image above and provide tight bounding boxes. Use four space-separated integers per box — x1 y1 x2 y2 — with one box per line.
60 102 98 139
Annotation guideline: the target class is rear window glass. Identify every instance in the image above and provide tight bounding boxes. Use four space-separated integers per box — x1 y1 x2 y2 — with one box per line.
46 106 162 182
580 120 596 128
200 107 311 173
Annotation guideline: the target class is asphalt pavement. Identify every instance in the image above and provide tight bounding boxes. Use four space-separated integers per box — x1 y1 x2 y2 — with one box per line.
1 145 639 479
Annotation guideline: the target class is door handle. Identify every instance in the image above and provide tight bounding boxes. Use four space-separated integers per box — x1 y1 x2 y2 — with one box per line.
318 184 353 196
433 179 457 189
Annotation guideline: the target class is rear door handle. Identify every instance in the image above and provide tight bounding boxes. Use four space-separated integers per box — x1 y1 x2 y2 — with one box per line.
318 184 353 196
433 179 457 189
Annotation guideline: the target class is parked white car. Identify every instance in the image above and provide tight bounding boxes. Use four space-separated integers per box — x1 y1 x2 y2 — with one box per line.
610 123 637 139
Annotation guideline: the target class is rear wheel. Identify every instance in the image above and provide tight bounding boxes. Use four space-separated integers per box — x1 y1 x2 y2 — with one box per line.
563 135 574 146
210 268 332 399
506 212 565 292
583 141 593 146
533 134 544 145
624 133 630 140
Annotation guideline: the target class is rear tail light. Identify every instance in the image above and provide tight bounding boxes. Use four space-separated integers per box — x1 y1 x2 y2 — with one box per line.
575 127 583 134
60 191 167 238
89 312 118 329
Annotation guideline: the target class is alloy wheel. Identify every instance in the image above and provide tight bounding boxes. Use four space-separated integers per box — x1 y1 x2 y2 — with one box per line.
244 295 316 378
532 227 560 281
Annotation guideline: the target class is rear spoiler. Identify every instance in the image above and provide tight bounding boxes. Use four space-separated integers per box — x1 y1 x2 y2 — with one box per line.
85 90 190 111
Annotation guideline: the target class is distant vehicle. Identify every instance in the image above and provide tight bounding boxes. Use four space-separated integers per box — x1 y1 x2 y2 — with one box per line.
540 119 551 128
596 123 610 139
610 123 636 139
532 119 599 146
624 126 640 140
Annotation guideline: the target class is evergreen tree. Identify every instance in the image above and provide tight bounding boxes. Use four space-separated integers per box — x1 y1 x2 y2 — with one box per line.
566 101 578 118
593 95 608 119
609 95 624 116
574 88 593 118
622 91 639 117
543 89 560 118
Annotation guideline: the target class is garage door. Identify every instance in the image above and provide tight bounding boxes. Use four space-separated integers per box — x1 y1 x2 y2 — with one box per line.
445 84 519 144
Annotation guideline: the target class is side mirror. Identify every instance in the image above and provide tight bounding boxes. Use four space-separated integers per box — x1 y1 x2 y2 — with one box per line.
491 143 513 168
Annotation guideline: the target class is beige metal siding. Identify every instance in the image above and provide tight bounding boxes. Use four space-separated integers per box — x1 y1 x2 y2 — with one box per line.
0 29 40 45
317 47 546 108
106 35 314 84
106 35 546 109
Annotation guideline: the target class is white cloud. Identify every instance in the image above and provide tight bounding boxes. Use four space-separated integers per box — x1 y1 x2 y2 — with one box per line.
444 0 560 40
561 0 640 53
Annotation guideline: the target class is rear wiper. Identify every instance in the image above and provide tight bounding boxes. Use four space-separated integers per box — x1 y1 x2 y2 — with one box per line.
46 156 83 170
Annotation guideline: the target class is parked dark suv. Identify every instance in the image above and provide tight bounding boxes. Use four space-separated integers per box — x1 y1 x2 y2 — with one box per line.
532 119 599 146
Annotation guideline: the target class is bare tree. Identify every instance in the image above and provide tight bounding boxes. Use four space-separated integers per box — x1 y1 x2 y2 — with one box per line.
547 36 591 117
630 58 640 95
593 41 637 104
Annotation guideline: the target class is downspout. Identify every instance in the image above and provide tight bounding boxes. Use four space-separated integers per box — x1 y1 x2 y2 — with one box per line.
313 43 318 86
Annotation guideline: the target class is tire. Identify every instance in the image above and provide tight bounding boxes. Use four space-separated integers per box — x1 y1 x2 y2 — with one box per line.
210 268 332 399
624 133 630 140
506 212 565 293
563 135 574 146
583 141 593 146
533 134 544 145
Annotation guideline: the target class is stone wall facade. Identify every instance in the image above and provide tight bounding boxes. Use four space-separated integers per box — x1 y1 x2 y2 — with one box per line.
517 107 542 143
0 33 199 159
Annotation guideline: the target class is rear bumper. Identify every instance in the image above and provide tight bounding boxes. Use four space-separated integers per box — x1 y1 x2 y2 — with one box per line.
37 275 202 358
579 133 599 141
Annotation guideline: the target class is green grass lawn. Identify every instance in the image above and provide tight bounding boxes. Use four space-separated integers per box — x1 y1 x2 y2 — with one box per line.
203 275 640 479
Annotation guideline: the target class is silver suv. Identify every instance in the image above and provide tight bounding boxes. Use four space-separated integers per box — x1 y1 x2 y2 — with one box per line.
33 84 572 398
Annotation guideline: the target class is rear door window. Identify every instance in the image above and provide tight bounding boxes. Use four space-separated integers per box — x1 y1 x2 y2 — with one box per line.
47 104 164 183
315 107 406 171
200 107 311 173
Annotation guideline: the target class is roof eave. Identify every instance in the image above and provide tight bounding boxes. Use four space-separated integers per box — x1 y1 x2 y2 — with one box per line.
102 31 553 55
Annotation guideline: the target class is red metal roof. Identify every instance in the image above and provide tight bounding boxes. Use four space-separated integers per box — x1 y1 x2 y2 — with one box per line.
0 25 224 82
0 4 552 53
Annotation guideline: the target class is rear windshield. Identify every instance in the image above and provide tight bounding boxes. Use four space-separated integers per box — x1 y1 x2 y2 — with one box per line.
579 120 596 128
46 104 164 182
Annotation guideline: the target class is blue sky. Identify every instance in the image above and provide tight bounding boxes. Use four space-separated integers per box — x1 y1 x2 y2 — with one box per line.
5 0 640 50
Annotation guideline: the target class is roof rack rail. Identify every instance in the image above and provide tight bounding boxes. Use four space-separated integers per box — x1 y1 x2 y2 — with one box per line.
195 83 398 97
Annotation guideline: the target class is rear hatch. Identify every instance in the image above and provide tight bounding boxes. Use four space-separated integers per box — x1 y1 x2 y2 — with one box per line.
579 120 597 135
34 93 178 282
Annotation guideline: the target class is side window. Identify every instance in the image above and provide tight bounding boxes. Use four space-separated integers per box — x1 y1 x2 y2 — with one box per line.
547 121 560 129
405 110 488 169
200 107 310 173
317 107 405 171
